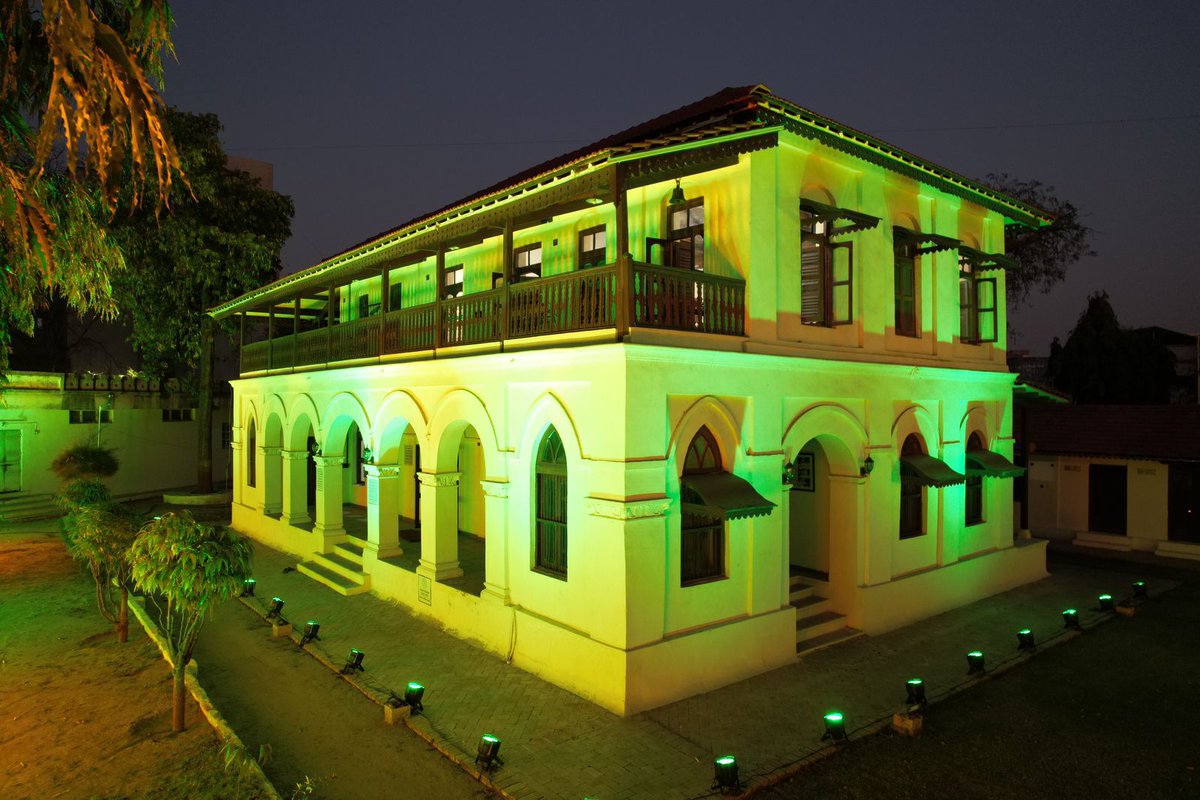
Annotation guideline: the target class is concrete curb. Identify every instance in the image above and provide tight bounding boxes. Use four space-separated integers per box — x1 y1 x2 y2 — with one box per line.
162 490 234 506
236 595 511 798
128 595 283 800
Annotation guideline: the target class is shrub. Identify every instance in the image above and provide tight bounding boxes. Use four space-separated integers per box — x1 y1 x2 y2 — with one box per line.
50 444 119 481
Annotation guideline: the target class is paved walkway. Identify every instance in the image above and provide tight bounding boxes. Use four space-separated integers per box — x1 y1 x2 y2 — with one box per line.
236 539 1164 800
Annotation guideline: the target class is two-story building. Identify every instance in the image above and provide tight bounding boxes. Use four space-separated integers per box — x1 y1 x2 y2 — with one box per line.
212 85 1049 715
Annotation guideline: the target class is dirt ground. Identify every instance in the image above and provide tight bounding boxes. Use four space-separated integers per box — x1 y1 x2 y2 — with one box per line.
0 536 264 800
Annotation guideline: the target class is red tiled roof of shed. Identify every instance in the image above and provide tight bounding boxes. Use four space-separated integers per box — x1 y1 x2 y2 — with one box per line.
1026 405 1200 461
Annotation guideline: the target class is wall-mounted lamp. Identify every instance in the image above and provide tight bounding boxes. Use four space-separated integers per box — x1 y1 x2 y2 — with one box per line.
668 179 686 206
783 461 797 486
860 455 875 478
585 196 604 206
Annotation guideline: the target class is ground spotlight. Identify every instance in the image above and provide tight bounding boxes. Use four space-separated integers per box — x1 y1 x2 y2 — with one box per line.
475 734 503 771
1062 608 1081 630
821 711 848 742
966 650 986 675
905 678 926 707
266 596 285 620
340 648 365 674
1017 628 1036 651
1098 593 1115 612
1132 580 1148 599
301 620 320 645
404 681 425 713
240 578 256 597
711 754 741 792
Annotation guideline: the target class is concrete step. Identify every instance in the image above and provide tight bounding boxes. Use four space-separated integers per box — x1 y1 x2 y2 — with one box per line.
296 560 371 596
791 594 832 617
796 610 848 642
796 625 865 656
0 493 59 522
789 583 817 604
332 541 365 563
312 550 367 583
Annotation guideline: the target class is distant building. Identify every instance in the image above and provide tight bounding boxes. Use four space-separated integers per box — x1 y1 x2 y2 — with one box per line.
1133 326 1199 404
213 85 1049 714
1008 350 1050 386
1025 405 1200 559
0 371 231 521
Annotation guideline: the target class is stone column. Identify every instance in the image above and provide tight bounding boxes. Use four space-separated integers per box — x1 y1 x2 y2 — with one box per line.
312 454 346 545
364 464 403 562
586 496 672 650
480 479 510 604
230 432 244 506
261 445 282 515
280 449 311 526
417 471 463 581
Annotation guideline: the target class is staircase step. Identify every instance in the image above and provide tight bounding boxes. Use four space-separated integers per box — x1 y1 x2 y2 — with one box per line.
312 551 366 582
296 560 370 596
796 626 865 655
332 541 365 562
0 494 59 522
791 594 831 616
789 584 817 603
796 610 848 642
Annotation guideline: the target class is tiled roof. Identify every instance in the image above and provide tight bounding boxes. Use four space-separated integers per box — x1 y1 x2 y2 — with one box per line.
1026 405 1200 461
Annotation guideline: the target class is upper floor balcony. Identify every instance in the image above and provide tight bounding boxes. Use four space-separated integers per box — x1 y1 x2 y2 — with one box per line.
237 259 745 376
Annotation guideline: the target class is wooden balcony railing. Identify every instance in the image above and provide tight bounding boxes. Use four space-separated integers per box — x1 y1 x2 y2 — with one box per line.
240 261 745 374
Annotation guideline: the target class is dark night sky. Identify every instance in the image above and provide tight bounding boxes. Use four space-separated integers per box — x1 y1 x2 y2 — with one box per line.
161 0 1200 352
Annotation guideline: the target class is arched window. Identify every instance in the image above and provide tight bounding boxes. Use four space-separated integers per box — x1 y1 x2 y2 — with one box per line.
964 432 985 526
681 427 725 584
246 419 257 488
534 427 568 579
899 434 924 538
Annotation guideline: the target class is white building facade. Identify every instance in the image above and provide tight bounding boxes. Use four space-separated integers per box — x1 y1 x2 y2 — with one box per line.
216 85 1048 714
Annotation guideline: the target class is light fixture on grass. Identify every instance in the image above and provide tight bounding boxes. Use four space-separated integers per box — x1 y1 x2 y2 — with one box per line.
301 620 320 645
1098 593 1115 612
821 711 847 742
1132 580 1148 599
1017 628 1036 651
340 648 365 674
266 596 285 620
905 678 926 707
966 650 986 675
475 734 503 771
404 682 425 713
1062 608 1081 630
240 578 256 597
711 755 741 792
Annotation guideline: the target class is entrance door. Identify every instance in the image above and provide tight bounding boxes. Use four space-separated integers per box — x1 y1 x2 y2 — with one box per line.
305 436 317 507
789 444 830 580
1168 462 1200 543
0 430 20 493
413 444 421 527
1088 464 1127 535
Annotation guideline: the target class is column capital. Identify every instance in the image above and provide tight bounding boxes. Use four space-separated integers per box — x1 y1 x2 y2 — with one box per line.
281 449 309 463
260 445 282 457
480 479 509 499
364 463 402 479
312 454 344 468
586 496 671 520
418 471 461 488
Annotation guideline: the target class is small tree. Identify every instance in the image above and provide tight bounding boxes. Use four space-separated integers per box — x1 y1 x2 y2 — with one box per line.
57 479 140 642
130 512 253 731
50 443 120 481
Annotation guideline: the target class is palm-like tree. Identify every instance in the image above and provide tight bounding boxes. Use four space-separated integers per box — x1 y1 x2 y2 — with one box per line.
130 512 253 731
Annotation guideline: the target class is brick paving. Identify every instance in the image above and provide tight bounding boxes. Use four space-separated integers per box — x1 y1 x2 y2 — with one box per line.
238 540 1164 800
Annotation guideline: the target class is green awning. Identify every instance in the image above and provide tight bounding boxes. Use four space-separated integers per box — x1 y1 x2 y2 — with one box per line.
965 449 1025 478
959 246 1018 271
901 454 966 488
895 227 960 255
801 199 881 237
681 472 776 520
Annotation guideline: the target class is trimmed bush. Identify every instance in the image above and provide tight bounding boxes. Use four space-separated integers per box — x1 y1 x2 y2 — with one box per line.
51 444 119 480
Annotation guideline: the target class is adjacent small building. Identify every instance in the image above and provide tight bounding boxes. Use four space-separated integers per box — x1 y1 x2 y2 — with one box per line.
1026 404 1200 559
214 84 1050 714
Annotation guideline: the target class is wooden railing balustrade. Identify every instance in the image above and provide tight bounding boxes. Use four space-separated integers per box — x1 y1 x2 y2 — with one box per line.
240 261 746 373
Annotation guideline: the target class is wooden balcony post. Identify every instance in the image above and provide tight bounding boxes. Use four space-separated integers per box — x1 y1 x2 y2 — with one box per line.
267 305 274 371
614 164 630 339
327 282 335 365
292 295 300 369
435 245 445 350
238 312 245 373
380 266 389 356
502 220 513 343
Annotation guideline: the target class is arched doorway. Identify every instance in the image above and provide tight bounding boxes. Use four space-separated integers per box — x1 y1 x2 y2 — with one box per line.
789 438 832 581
